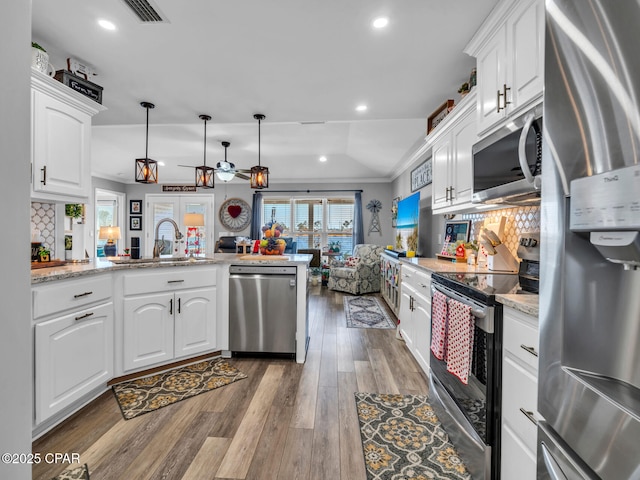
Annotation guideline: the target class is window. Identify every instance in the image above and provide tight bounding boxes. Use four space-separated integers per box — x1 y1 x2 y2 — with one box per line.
262 197 354 254
145 195 214 257
95 189 125 258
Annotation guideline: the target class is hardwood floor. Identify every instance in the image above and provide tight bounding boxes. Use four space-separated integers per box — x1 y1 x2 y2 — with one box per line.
32 285 429 480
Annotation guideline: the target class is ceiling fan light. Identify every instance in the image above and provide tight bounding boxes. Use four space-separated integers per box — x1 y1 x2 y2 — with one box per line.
216 166 236 182
135 157 158 183
195 165 215 188
250 165 269 189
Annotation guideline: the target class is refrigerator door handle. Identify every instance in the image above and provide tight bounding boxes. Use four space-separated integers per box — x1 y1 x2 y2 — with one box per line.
541 442 569 480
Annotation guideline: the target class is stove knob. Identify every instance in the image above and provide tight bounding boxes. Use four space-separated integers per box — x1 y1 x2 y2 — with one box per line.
520 238 527 246
530 239 538 247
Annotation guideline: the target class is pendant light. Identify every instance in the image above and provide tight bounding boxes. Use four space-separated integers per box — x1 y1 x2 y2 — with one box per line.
216 141 236 182
250 113 269 189
135 101 158 183
195 114 215 189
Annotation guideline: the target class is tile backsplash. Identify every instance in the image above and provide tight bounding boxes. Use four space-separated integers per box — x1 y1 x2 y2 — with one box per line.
31 202 56 257
462 205 540 257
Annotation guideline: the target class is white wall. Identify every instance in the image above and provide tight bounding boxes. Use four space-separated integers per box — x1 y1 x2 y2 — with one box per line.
0 2 34 479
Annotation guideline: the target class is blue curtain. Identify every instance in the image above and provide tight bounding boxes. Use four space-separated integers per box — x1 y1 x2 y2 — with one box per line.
250 192 262 239
352 191 364 251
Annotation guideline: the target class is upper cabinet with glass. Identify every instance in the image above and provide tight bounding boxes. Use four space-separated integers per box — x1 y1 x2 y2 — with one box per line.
31 70 106 202
465 0 544 138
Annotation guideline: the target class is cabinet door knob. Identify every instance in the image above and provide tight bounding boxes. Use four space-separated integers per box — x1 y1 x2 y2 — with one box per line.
178 297 181 314
167 279 185 284
41 165 47 185
169 298 173 315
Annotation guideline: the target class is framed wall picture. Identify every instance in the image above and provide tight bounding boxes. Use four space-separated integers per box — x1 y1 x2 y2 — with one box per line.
130 216 142 231
411 159 432 192
130 200 142 215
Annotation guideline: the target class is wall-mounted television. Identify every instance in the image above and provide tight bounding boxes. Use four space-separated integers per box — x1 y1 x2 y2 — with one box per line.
396 192 420 252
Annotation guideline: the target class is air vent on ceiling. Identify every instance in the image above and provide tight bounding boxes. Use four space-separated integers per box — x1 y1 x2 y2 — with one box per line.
121 0 167 22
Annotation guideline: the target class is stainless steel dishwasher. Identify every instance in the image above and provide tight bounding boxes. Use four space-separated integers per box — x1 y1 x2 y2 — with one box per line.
229 265 298 356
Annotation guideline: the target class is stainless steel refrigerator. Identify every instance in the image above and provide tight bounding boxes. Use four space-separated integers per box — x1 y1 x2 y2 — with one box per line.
539 1 640 479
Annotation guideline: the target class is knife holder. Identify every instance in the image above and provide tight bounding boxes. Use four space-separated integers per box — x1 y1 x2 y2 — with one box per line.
487 244 519 272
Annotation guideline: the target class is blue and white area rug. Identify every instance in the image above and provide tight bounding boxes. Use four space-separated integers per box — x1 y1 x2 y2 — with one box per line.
355 393 471 480
344 296 396 329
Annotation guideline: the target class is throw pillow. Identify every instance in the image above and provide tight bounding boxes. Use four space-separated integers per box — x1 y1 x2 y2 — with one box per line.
345 256 360 268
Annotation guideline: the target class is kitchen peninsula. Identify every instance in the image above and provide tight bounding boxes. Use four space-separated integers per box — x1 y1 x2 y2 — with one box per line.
31 253 311 438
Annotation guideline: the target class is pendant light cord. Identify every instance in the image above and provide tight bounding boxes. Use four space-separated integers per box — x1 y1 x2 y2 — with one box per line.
145 105 149 159
258 117 261 167
203 117 207 166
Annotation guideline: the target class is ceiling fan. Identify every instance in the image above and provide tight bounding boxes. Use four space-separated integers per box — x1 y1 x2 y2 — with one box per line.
178 114 251 183
215 141 251 181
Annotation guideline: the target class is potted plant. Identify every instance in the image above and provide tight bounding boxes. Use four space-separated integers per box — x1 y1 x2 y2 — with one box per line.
31 41 50 74
458 82 470 97
38 246 50 262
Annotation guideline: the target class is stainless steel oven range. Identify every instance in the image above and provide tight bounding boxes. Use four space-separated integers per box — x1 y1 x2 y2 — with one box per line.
429 272 519 480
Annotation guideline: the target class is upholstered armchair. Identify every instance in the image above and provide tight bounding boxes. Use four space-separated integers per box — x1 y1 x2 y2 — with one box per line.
327 244 384 295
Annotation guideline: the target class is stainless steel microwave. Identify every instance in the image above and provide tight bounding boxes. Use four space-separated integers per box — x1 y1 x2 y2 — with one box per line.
472 109 542 205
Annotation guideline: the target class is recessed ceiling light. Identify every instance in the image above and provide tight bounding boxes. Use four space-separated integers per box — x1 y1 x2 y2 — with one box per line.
158 161 166 166
372 17 389 29
319 156 327 162
98 19 116 31
356 105 368 112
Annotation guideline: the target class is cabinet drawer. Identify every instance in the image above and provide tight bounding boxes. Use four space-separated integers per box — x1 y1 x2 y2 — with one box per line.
123 266 217 296
401 264 431 297
502 355 539 453
503 307 539 371
33 275 112 320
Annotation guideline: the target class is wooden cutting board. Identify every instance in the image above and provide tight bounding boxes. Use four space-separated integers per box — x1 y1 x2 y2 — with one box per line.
31 259 67 269
239 255 289 261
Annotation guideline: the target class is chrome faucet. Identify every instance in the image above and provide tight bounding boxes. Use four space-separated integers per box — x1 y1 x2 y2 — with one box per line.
153 218 184 258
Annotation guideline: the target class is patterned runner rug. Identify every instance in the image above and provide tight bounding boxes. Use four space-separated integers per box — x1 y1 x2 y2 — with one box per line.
355 393 471 480
344 296 396 329
51 463 90 479
112 359 247 420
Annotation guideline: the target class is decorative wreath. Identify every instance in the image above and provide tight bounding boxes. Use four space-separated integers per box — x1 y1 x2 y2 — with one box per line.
366 199 382 213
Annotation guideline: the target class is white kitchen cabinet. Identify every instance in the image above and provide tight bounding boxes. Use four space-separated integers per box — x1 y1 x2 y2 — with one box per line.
31 70 106 202
32 276 114 427
121 267 218 373
501 306 540 480
466 0 544 136
174 287 217 359
430 92 477 213
123 292 174 371
399 264 431 375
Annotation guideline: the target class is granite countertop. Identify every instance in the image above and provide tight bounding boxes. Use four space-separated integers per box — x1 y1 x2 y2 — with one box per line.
495 293 539 317
397 256 491 274
31 253 313 284
385 254 539 317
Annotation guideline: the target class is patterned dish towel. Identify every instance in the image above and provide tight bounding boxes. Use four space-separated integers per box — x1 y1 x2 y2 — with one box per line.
430 291 448 360
445 299 474 385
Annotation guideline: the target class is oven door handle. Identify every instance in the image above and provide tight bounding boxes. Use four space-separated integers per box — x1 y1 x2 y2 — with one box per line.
431 284 486 319
431 283 494 333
